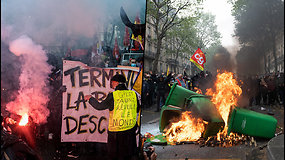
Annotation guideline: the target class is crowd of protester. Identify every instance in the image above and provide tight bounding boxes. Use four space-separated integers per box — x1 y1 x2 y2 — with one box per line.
238 72 284 110
142 70 214 111
142 70 284 112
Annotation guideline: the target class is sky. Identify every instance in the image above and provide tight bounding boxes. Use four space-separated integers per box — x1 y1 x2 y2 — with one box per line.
203 0 236 47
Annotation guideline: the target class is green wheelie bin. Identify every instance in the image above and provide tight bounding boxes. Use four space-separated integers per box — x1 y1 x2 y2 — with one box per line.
159 83 225 138
227 107 277 139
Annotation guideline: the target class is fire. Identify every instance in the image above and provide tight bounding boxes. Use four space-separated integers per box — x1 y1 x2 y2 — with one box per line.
19 113 29 126
163 111 207 143
163 71 243 146
206 71 242 132
194 87 203 94
6 117 16 125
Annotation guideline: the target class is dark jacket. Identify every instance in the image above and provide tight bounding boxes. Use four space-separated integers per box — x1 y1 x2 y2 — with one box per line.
88 84 140 113
87 84 140 159
1 129 41 160
151 74 172 93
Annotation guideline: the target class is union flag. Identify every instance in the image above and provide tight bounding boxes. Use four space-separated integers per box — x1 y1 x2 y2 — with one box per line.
190 48 206 71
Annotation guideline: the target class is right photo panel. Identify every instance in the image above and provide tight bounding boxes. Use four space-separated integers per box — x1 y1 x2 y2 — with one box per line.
141 0 284 159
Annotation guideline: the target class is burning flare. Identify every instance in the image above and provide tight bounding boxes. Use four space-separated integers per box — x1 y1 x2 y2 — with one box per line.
163 111 207 143
19 113 29 126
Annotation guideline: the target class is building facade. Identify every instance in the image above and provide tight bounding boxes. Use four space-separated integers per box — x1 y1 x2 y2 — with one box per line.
261 31 284 74
144 19 192 75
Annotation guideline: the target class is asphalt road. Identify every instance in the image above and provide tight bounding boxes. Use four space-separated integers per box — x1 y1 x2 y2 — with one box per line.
13 103 283 160
141 104 284 160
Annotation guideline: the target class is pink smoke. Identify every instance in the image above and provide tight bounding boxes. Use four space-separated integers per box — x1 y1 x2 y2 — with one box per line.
6 35 52 124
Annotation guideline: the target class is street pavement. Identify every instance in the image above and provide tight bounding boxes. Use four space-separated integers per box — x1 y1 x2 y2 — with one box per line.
21 103 284 160
267 134 284 160
141 103 284 160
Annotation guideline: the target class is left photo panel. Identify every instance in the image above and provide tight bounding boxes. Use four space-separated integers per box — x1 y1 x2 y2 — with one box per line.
1 0 146 159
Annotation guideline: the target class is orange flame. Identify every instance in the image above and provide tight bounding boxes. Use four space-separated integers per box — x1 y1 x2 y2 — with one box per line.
194 87 203 94
163 71 242 145
206 71 242 133
163 111 206 143
6 117 17 125
19 113 29 126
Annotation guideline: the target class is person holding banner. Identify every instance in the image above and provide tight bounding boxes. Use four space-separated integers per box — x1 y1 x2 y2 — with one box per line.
84 74 140 160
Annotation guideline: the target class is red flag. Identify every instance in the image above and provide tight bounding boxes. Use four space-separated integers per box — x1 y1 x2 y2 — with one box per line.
123 26 130 47
113 37 120 61
190 48 206 71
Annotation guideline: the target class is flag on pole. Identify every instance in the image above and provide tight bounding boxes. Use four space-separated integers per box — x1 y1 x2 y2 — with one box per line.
131 66 143 95
131 13 144 50
113 37 120 61
167 66 169 76
131 66 142 127
190 48 206 71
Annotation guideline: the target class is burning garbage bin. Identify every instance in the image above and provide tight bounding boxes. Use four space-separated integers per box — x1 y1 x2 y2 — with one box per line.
164 82 200 108
159 83 225 138
227 107 277 139
159 105 182 132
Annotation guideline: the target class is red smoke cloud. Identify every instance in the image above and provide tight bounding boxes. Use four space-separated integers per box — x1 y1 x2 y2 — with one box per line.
6 35 52 124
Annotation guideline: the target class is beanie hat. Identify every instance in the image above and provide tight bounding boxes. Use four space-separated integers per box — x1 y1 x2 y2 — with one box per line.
111 74 126 83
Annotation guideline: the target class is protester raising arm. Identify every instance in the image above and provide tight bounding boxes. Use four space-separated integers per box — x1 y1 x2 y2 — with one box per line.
84 94 113 110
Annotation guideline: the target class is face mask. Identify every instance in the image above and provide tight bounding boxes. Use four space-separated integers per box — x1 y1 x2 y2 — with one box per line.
131 63 136 67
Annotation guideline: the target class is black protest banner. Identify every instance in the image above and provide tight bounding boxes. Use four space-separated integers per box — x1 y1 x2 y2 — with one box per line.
61 60 139 142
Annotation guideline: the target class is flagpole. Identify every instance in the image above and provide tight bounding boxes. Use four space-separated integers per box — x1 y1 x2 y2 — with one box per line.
131 65 142 90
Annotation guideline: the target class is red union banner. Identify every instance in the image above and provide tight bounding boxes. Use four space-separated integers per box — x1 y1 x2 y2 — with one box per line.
190 48 206 71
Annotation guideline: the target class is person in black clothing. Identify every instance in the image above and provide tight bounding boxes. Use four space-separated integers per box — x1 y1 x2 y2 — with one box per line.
260 75 269 105
149 72 173 112
84 74 140 160
267 74 277 106
146 74 155 106
142 77 150 109
276 72 284 106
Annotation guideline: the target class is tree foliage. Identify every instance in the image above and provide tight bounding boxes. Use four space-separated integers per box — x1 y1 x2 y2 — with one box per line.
146 0 203 73
166 17 198 62
195 12 221 49
164 11 221 74
231 0 284 72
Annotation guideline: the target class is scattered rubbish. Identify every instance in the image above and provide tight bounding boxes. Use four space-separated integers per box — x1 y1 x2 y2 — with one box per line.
259 144 267 150
145 134 167 145
144 132 154 139
275 131 283 137
195 133 251 147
